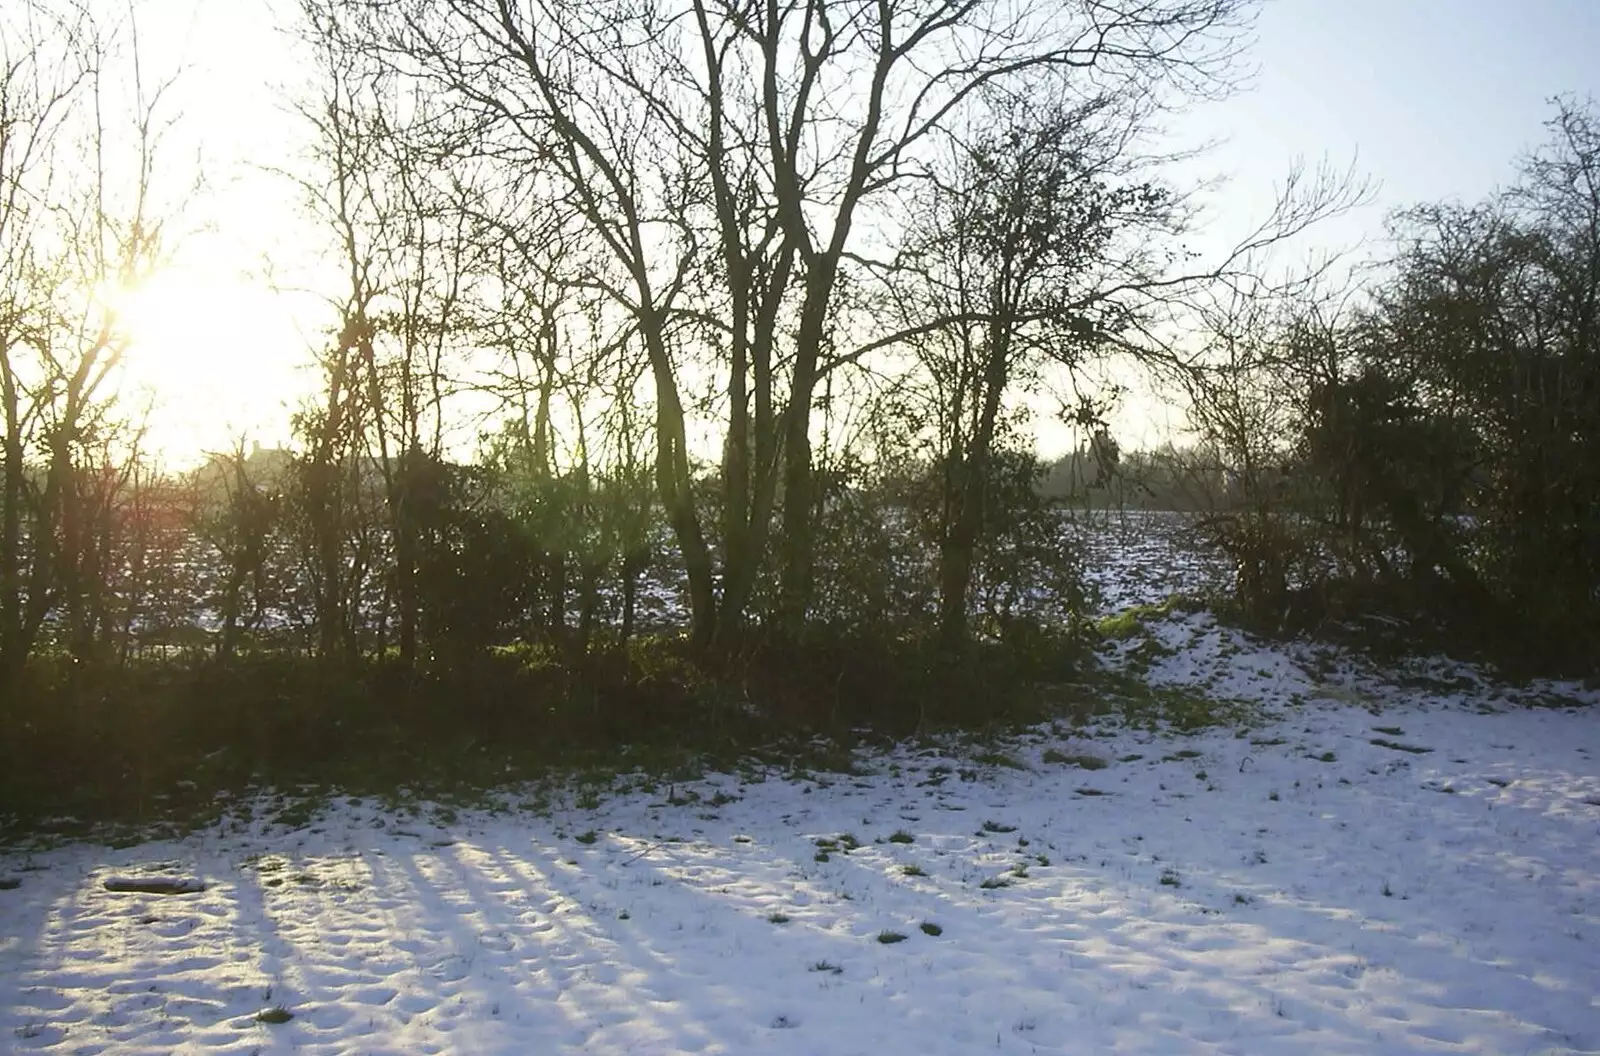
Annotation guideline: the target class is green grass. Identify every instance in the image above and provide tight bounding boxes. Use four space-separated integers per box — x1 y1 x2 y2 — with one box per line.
888 829 914 844
255 1006 294 1025
1094 598 1192 641
766 912 791 924
1042 749 1107 769
876 930 907 944
919 921 943 936
810 960 844 974
574 829 599 845
1083 667 1260 732
901 864 926 877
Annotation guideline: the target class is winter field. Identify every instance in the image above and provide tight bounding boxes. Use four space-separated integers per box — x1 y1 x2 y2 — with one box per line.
2 518 1598 1055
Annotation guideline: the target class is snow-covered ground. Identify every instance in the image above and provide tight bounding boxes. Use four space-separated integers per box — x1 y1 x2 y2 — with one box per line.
3 609 1598 1055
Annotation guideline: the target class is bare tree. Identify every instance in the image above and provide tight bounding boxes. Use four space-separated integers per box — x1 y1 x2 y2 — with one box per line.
309 0 1263 651
0 1 178 677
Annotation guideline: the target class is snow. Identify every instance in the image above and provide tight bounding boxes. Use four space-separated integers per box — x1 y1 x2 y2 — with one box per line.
3 620 1599 1054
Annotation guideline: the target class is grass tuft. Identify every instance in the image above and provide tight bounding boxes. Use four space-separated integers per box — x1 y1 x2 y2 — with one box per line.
1371 738 1432 754
1042 749 1107 769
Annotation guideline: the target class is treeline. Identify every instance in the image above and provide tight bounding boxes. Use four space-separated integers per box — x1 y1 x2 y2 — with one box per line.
2 0 1334 682
1178 99 1600 670
1 0 1595 827
4 0 1304 824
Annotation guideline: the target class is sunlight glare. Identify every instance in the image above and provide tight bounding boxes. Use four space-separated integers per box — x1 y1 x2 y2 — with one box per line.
112 270 311 465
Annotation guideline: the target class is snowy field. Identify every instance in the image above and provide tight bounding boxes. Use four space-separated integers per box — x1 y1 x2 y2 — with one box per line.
2 609 1598 1055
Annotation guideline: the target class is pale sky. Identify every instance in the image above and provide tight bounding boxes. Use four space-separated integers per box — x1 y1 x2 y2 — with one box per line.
106 0 1600 462
1195 0 1600 248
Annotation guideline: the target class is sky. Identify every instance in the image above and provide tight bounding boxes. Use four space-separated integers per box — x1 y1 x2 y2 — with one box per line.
99 0 1600 462
1196 0 1600 246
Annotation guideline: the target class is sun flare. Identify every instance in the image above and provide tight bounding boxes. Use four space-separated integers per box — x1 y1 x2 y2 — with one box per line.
107 270 311 464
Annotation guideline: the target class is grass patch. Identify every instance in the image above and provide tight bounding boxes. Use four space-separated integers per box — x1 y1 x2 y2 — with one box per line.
919 921 943 936
810 960 843 975
1371 738 1433 754
1159 869 1181 887
1094 598 1193 641
1087 668 1259 732
979 876 1011 890
876 930 908 944
766 912 791 924
1372 726 1405 736
1041 749 1107 769
980 820 1017 834
901 864 926 877
255 1006 294 1025
887 829 914 844
973 751 1026 770
574 829 599 845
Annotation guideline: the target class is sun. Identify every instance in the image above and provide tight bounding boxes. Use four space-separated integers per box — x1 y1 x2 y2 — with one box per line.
113 270 268 384
108 269 313 465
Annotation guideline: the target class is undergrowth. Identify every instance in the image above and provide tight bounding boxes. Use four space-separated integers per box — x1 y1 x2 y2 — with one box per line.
0 624 1095 843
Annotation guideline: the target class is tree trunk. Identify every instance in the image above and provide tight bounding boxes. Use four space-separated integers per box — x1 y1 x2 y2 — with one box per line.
0 357 27 679
936 321 1012 650
640 318 717 650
